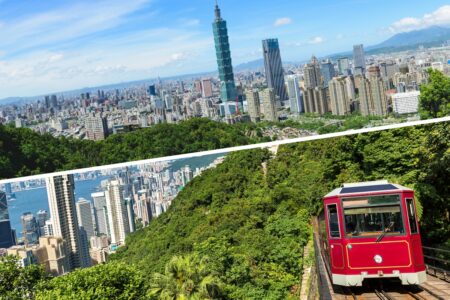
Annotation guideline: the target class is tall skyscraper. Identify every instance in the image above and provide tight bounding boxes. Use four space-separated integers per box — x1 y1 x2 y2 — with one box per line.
262 39 287 104
286 75 304 114
337 57 350 75
0 191 15 248
353 44 366 75
303 56 322 88
245 90 261 122
148 84 157 96
262 89 278 122
105 180 130 245
44 96 51 109
50 95 58 108
212 1 237 111
76 199 95 240
46 175 84 270
91 192 109 236
21 212 40 245
320 60 336 88
36 210 48 236
125 198 136 233
78 227 92 267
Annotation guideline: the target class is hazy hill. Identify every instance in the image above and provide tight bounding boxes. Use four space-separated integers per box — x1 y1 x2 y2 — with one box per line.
371 26 450 49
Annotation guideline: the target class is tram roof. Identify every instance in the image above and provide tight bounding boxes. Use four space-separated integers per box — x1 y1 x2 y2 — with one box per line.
325 180 413 197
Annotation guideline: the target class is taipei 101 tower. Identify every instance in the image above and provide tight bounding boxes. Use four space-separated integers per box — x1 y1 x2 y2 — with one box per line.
212 1 237 113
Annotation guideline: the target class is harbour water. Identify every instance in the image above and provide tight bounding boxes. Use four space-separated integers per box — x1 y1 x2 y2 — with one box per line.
8 176 109 238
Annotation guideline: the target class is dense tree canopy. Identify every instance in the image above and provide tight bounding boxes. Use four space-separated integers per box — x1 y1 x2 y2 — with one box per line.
0 118 258 179
419 69 450 119
0 255 47 300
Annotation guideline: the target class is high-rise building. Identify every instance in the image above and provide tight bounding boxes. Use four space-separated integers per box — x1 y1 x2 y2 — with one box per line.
33 236 70 276
76 199 95 240
91 192 109 236
0 191 15 248
4 183 12 195
212 2 237 110
286 75 304 114
245 90 261 122
36 210 48 236
125 198 136 233
353 44 366 75
320 60 336 88
148 85 157 96
46 175 84 270
262 39 287 104
337 57 351 75
303 87 328 115
50 95 58 108
105 180 130 245
303 56 322 88
329 77 352 116
43 219 54 236
262 89 278 122
85 114 108 141
78 226 91 267
21 212 40 245
44 96 51 109
358 74 388 116
201 79 213 98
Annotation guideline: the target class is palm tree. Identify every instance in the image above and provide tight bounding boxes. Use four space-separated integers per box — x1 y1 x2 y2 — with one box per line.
148 255 223 300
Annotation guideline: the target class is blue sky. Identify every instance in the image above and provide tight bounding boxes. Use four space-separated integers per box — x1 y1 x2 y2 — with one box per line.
0 0 449 99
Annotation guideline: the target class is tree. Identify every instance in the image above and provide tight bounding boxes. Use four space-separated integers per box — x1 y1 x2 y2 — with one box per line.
419 69 450 119
0 255 47 300
35 262 146 300
148 255 223 300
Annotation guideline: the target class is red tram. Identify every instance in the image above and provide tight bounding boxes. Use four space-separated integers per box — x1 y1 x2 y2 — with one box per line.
318 181 427 286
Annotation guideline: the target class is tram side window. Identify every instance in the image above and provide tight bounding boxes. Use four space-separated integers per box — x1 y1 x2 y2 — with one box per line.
406 199 418 234
328 204 340 238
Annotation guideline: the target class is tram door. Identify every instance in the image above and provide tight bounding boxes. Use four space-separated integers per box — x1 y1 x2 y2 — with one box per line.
406 198 424 267
327 203 345 270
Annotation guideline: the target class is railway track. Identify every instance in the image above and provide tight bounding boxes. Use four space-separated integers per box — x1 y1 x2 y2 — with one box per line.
337 282 447 300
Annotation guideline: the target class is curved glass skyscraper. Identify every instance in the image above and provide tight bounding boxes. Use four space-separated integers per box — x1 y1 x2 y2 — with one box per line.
212 2 237 110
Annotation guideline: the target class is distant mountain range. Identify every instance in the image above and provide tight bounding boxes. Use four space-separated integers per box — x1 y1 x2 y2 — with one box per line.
2 26 449 104
370 26 450 50
239 26 450 67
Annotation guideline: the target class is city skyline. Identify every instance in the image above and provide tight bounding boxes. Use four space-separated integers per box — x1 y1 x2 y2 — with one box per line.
0 1 449 98
0 153 224 248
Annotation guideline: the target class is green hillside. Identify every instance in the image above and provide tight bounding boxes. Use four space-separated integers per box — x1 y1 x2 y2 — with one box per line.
109 121 449 298
0 118 261 179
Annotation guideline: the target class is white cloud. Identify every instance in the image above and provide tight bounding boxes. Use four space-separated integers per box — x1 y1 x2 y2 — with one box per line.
274 17 293 27
308 36 324 44
0 30 214 98
336 33 344 40
0 0 151 54
389 5 450 33
48 53 64 63
181 19 200 27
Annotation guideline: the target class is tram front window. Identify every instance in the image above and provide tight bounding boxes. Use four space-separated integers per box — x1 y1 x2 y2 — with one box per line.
343 196 404 237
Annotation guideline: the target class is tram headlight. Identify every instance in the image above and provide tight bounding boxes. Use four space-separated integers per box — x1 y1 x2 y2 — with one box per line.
374 254 383 264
